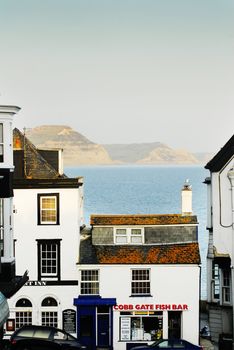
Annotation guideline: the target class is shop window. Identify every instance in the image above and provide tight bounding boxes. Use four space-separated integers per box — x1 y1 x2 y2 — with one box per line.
115 228 143 244
37 239 61 280
222 269 231 304
0 123 3 162
120 311 163 341
15 298 32 329
131 269 150 296
38 193 59 225
41 297 58 327
80 270 99 295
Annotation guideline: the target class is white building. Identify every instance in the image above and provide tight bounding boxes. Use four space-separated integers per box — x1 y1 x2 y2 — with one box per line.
4 128 84 337
0 106 28 336
75 182 201 350
205 134 234 344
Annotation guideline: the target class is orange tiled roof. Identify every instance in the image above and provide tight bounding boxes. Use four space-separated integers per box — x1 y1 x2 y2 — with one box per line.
95 242 200 264
90 214 197 226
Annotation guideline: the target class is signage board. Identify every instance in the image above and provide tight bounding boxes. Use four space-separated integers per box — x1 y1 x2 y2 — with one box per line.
62 309 76 334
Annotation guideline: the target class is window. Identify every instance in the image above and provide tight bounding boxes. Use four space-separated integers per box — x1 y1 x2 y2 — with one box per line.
41 297 58 327
212 262 220 300
15 298 32 329
131 269 150 296
37 240 61 280
115 228 143 244
119 311 163 341
38 193 59 225
0 199 4 257
0 123 3 162
80 270 99 295
222 269 231 304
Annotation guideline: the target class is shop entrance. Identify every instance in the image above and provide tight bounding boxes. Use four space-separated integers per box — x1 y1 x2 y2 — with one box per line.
74 296 116 350
168 311 181 339
97 306 110 348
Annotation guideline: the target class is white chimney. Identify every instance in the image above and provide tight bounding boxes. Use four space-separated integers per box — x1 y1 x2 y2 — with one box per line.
181 179 192 215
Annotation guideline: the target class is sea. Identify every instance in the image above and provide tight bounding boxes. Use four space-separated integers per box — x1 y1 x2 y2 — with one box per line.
65 165 209 300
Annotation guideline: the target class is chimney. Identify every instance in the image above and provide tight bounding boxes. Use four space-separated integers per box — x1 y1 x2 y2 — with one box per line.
181 179 192 215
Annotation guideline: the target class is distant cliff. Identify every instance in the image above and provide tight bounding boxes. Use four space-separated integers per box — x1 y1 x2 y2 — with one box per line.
25 125 212 166
25 126 113 166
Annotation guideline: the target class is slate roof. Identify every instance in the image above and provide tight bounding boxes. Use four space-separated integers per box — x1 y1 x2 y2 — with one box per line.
13 128 64 179
79 237 200 265
13 128 83 188
205 134 234 172
90 214 198 226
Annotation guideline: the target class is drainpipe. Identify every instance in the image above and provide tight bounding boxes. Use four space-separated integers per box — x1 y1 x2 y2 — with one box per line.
227 168 234 348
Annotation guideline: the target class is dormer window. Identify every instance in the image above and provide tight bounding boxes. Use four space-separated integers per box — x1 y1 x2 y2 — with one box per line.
0 123 3 162
115 228 143 244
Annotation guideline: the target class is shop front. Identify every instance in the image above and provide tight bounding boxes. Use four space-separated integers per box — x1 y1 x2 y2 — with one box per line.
74 296 116 350
113 303 190 350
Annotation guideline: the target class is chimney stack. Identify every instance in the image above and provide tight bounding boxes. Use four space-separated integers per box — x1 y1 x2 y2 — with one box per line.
181 179 192 216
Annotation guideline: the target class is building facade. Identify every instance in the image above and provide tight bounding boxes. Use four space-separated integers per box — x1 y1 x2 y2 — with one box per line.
4 128 83 337
0 106 28 337
205 134 234 343
75 183 201 350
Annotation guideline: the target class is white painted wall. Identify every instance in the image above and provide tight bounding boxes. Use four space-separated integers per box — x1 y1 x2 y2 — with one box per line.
79 264 200 348
13 187 81 279
211 159 234 260
6 185 82 336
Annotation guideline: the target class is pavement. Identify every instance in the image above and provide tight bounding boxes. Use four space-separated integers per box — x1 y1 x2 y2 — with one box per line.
200 337 217 350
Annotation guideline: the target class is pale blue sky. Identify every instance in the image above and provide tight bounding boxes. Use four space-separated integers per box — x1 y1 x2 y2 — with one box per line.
0 0 233 152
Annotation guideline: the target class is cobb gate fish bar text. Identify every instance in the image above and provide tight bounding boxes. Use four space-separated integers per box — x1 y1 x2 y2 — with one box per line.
114 304 188 311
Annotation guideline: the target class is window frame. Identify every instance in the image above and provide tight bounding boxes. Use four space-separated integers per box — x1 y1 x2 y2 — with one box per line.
114 227 144 245
15 298 33 330
222 269 231 304
119 311 163 341
41 296 58 328
37 193 60 225
0 123 3 162
37 239 61 280
131 269 151 296
80 269 100 295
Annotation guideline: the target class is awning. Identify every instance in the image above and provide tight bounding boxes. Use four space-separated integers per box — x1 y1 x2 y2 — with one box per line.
0 292 9 328
74 296 116 306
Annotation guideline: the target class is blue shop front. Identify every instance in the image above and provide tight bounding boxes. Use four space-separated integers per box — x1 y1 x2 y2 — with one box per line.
74 296 116 350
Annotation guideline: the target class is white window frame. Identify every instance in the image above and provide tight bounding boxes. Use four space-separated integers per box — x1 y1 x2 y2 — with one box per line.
80 269 99 295
131 269 151 296
114 227 144 244
222 269 231 305
0 123 3 162
211 262 220 302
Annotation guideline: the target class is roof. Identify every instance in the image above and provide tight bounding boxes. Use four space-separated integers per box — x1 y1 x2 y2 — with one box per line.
79 238 200 265
13 128 63 179
90 214 198 226
13 128 83 188
205 134 234 172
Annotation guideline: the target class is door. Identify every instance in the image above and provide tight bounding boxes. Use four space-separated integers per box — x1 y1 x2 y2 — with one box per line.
168 311 181 339
97 314 110 347
78 313 95 350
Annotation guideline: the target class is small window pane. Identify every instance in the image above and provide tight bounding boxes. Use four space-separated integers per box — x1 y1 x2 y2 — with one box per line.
116 236 128 243
116 229 127 234
131 229 141 235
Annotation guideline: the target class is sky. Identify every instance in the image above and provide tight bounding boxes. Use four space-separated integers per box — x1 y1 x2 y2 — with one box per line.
0 0 233 153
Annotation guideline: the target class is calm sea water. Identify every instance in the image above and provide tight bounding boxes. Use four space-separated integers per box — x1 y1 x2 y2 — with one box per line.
66 165 209 300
